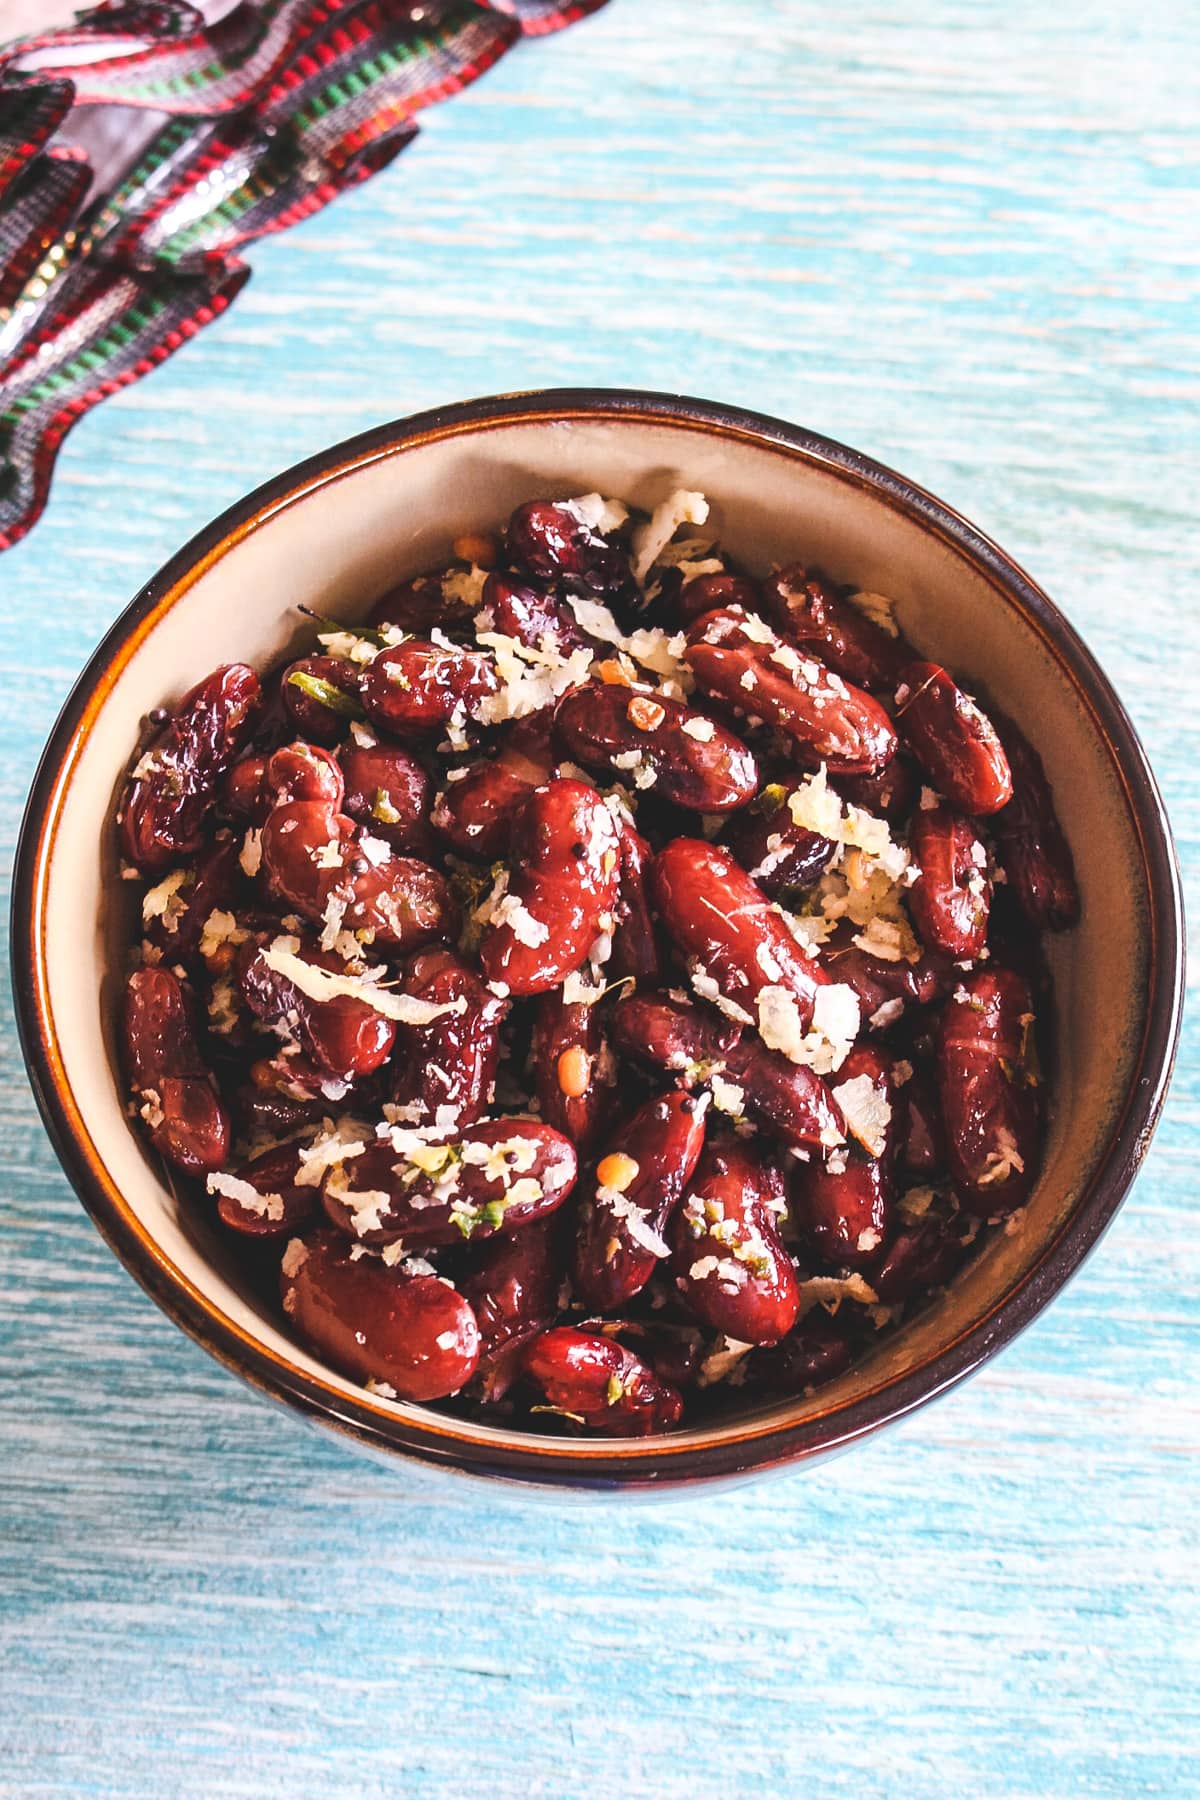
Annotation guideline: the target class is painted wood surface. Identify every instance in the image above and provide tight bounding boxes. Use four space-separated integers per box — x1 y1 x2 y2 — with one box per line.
1 3 1196 1794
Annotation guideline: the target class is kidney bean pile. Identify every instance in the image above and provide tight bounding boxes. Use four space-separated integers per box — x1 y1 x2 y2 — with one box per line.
116 489 1078 1435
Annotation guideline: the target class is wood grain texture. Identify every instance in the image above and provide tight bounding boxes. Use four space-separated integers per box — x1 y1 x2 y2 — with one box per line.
1 3 1197 1794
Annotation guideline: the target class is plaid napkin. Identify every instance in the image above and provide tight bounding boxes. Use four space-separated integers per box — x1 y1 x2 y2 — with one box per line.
0 0 606 551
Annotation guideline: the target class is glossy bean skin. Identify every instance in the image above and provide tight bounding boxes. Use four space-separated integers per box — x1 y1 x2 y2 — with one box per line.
388 948 505 1129
460 1217 562 1402
608 826 663 986
684 607 898 774
477 780 621 996
899 1063 945 1174
722 1035 847 1153
222 752 271 823
554 685 758 813
936 967 1040 1213
122 968 230 1173
726 792 837 898
830 753 918 826
762 564 910 690
322 1118 578 1248
522 1328 683 1435
119 664 261 872
506 500 632 598
572 1090 708 1310
212 1142 319 1238
430 712 556 862
609 991 843 1151
588 1318 704 1390
367 571 474 636
359 640 497 735
822 921 953 1029
259 778 457 954
650 838 830 1033
610 991 742 1079
989 711 1080 931
533 993 613 1157
238 938 396 1083
908 802 991 959
676 573 761 626
282 1228 480 1401
745 1314 856 1395
481 569 593 656
338 739 433 855
263 741 345 808
895 662 1012 815
281 655 362 745
669 1141 799 1344
141 838 240 967
868 1211 967 1303
793 1046 898 1267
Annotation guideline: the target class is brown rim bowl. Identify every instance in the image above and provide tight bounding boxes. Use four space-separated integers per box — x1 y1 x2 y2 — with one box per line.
11 389 1185 1492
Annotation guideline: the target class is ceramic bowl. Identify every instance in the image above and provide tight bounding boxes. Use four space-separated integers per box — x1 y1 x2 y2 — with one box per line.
12 389 1184 1491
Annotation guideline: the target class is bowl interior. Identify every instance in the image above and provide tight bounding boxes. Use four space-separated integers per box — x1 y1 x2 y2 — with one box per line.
30 405 1152 1469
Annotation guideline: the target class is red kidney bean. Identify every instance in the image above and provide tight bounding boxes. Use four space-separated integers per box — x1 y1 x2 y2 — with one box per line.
480 569 594 656
610 991 743 1079
830 753 917 825
726 788 837 898
260 784 456 954
762 565 911 690
588 1318 705 1390
522 1328 683 1435
868 1209 966 1303
899 1063 945 1174
460 1216 563 1402
281 1228 480 1401
210 1142 319 1238
989 711 1080 931
238 936 396 1084
609 993 842 1150
650 838 830 1034
821 920 953 1029
359 640 497 736
554 685 758 813
894 662 1012 815
670 1141 799 1344
936 967 1040 1213
222 752 271 823
338 738 433 855
119 664 261 872
322 1118 578 1248
122 968 230 1174
533 992 614 1158
572 1090 708 1310
367 571 475 636
684 607 898 774
908 802 991 960
233 1078 328 1143
263 741 345 808
430 711 556 862
477 779 621 996
676 573 761 626
281 655 363 744
722 1036 846 1153
141 839 240 967
608 825 664 986
793 1045 898 1267
746 1313 856 1395
506 500 632 598
388 947 505 1129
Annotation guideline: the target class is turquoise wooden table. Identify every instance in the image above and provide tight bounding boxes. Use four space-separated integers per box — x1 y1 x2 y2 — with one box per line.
2 3 1196 1793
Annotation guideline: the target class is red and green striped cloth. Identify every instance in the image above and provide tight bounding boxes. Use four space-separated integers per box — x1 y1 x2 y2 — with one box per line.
0 0 607 550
